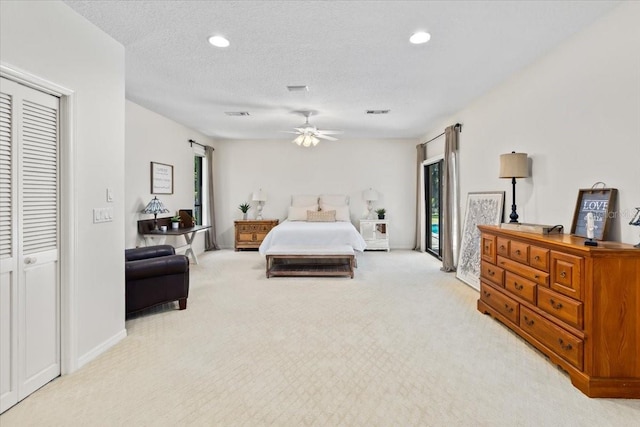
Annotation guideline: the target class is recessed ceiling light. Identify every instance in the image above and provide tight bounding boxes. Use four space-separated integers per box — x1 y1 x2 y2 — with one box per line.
409 31 431 44
208 35 230 48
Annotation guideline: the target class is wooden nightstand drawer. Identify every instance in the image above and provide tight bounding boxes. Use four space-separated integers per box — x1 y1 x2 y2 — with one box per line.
537 287 583 329
481 234 496 263
234 220 278 250
481 282 519 324
505 271 536 305
520 306 583 370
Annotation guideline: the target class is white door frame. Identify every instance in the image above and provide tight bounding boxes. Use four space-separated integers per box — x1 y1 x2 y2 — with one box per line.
1 63 78 375
419 154 444 252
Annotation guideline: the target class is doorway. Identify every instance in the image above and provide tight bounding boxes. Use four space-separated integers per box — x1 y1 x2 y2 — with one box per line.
424 160 443 258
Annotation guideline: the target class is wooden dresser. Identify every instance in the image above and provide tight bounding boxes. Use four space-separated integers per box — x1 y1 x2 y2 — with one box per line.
234 219 278 251
477 225 640 398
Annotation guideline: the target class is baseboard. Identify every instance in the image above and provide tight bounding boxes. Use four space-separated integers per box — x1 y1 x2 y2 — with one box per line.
77 328 127 369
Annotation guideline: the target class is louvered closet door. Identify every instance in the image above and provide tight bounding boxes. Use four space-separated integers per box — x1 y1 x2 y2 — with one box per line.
0 77 60 413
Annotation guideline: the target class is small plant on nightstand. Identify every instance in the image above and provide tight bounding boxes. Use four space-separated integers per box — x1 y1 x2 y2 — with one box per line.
238 203 251 220
375 208 386 219
170 213 181 229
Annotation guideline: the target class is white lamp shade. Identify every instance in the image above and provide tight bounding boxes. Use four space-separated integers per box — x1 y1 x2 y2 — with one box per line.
499 152 529 178
363 188 378 201
252 189 267 202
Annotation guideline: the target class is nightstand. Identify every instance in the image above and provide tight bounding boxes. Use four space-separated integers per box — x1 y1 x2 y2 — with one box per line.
359 219 390 251
234 219 279 251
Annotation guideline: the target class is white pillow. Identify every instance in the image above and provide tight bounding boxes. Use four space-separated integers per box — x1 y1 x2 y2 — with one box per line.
319 194 349 206
288 205 318 221
291 195 318 207
320 203 350 221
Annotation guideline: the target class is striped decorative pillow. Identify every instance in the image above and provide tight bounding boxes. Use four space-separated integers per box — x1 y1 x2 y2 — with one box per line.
307 210 336 222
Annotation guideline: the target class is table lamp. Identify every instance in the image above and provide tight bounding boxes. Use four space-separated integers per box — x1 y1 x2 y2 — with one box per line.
630 207 640 248
142 196 170 230
499 152 529 223
363 188 378 219
252 189 267 220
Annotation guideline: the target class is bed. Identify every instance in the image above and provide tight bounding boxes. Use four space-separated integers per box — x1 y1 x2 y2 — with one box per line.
258 194 367 278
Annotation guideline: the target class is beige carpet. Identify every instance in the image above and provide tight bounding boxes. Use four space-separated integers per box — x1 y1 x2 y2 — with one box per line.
1 250 639 426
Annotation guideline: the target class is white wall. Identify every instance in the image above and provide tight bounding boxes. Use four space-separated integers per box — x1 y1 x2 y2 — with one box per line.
424 1 640 245
125 100 215 254
214 138 417 249
1 1 126 368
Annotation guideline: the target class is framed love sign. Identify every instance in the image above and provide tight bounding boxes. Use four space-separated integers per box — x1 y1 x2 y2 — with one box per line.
571 187 617 240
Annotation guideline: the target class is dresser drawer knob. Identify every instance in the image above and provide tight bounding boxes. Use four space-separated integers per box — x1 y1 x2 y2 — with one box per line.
500 245 506 250
483 290 491 298
488 270 495 276
504 304 513 313
534 275 540 279
550 299 563 310
560 271 567 278
514 282 524 291
515 249 521 255
534 255 541 261
524 316 534 326
558 338 573 351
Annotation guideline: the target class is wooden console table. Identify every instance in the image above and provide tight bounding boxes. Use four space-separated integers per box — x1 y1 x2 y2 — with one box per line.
138 219 210 264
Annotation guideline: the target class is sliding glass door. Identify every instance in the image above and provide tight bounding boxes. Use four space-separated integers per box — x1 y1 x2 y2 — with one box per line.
424 160 443 258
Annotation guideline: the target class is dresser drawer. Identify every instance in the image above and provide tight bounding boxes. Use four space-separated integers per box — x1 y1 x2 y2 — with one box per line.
481 261 504 287
537 287 583 329
520 307 583 370
530 246 550 272
497 255 549 286
505 271 536 304
550 251 583 300
497 237 510 257
481 234 497 263
481 282 519 324
510 240 530 264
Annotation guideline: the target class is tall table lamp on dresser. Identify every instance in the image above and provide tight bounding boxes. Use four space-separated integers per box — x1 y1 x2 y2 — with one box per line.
252 189 267 220
630 207 640 247
499 151 529 223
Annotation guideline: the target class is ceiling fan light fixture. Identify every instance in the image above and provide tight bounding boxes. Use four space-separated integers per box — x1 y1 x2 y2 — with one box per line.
208 35 230 48
293 134 305 145
409 31 431 44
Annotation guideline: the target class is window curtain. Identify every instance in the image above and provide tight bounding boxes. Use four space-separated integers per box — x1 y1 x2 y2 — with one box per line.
414 143 427 250
204 146 219 251
441 125 460 272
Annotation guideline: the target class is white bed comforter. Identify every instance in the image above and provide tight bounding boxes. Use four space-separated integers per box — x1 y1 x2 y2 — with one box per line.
259 220 367 255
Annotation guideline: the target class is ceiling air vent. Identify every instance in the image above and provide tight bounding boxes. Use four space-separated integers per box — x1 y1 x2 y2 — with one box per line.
366 110 390 115
286 85 309 92
224 112 250 116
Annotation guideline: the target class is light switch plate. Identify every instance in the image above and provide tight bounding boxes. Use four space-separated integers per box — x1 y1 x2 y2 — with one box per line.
93 207 114 223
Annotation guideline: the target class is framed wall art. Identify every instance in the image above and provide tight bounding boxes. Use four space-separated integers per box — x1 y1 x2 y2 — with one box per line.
456 191 505 290
570 186 617 240
150 162 173 194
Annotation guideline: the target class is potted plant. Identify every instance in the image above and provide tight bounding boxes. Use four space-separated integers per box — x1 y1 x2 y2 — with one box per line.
170 213 181 229
238 203 251 220
375 208 386 220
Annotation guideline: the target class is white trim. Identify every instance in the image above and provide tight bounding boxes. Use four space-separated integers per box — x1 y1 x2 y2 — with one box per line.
77 329 127 369
1 63 78 375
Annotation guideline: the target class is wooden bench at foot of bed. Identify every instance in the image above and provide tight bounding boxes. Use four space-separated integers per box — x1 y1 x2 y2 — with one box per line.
265 245 355 279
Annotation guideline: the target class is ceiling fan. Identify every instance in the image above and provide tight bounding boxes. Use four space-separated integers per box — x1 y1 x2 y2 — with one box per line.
284 111 342 147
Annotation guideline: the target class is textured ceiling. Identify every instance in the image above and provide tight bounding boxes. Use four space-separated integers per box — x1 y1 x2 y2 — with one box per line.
63 0 619 141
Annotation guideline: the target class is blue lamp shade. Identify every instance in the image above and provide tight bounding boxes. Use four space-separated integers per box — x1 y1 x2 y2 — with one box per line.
142 196 170 230
142 196 170 215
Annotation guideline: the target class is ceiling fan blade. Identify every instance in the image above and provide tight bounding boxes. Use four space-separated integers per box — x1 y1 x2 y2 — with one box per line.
315 134 338 141
316 130 343 135
281 130 300 134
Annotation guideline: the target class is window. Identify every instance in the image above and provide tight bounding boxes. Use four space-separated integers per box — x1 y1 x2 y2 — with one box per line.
424 159 443 259
194 155 203 225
